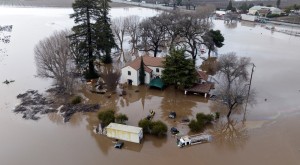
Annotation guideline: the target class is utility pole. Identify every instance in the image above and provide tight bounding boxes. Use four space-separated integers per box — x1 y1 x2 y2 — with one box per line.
243 63 255 124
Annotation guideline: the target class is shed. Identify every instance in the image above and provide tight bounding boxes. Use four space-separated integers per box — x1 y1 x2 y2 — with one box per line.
184 83 213 98
149 77 165 89
106 123 143 144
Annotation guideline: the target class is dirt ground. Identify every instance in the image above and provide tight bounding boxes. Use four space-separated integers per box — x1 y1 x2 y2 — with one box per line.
272 15 300 24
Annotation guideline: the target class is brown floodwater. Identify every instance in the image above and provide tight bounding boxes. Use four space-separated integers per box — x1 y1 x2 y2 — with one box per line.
1 7 300 165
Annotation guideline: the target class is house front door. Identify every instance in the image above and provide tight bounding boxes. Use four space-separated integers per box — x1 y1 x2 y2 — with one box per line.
128 79 133 85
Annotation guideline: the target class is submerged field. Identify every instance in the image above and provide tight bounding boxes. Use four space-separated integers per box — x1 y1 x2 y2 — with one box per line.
1 6 300 165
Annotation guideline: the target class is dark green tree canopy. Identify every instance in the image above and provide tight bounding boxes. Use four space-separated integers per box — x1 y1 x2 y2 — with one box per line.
69 0 116 78
162 49 198 89
203 29 224 57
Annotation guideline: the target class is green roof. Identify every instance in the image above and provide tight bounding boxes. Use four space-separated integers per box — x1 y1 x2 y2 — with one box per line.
149 78 165 89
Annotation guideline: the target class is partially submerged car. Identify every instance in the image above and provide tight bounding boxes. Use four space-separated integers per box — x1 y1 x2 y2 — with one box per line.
170 127 179 135
114 141 124 149
168 111 176 119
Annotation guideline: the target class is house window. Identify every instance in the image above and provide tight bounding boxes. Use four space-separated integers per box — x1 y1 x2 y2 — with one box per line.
156 68 159 73
128 71 131 75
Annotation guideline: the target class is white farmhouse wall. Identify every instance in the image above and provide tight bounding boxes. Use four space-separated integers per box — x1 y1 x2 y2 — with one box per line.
121 66 138 86
137 69 151 84
148 66 164 78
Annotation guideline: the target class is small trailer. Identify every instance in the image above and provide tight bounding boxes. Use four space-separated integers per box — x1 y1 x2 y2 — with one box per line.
106 123 143 144
177 133 212 148
241 14 258 22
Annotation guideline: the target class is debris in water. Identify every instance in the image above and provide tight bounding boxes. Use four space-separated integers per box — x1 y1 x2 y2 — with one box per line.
2 79 15 84
14 90 100 122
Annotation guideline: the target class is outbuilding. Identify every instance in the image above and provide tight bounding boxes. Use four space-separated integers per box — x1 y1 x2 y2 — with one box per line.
106 123 143 144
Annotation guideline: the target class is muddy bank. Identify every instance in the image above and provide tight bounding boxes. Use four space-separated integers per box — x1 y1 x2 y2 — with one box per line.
14 90 100 122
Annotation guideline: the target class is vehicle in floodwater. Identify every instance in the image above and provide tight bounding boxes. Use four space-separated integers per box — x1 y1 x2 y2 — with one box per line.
177 134 212 148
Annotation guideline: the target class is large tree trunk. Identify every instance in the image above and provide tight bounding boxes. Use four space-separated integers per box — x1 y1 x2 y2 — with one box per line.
86 7 95 75
154 45 158 57
227 109 232 118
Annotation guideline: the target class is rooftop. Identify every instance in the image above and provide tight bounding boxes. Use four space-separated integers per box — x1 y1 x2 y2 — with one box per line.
106 123 142 134
197 71 208 81
124 55 165 71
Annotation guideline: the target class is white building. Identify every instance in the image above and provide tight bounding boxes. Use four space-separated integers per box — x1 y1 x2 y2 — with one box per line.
121 55 164 86
269 7 282 15
248 6 282 15
106 123 143 143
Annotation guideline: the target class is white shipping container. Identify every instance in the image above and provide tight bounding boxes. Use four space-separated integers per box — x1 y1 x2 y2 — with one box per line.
241 14 258 22
106 123 143 143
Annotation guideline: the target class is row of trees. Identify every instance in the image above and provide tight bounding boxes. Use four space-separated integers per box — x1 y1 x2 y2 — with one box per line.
111 7 224 62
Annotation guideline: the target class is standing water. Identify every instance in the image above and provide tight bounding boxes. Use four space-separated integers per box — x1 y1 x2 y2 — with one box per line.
0 6 300 165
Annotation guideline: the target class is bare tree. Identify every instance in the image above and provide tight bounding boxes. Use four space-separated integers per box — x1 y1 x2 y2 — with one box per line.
214 53 254 118
177 11 212 62
34 30 76 94
100 64 121 92
217 53 250 87
111 17 127 62
124 15 140 56
139 16 167 57
159 11 182 50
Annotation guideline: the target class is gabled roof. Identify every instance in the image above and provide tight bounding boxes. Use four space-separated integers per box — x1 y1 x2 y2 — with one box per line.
258 9 270 15
197 71 208 81
249 6 268 10
123 55 165 71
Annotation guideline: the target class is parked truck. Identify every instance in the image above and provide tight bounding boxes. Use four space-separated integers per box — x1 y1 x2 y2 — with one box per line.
106 123 143 143
177 133 212 148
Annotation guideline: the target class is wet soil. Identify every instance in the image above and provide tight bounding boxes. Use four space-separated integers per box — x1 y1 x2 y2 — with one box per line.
13 89 100 122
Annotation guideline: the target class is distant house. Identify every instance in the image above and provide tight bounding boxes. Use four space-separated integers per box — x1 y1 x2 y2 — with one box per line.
248 6 281 16
121 55 164 86
269 7 282 15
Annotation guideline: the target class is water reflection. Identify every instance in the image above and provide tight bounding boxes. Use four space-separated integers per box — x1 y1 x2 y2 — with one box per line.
211 118 248 151
224 21 237 29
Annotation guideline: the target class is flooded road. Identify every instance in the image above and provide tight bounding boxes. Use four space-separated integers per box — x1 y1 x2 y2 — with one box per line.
1 6 300 165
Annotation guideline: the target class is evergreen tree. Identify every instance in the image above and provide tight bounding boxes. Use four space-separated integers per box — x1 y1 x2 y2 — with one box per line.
139 57 145 85
203 30 224 58
97 0 116 64
226 0 233 11
69 0 116 78
69 0 101 78
162 49 197 89
276 0 281 8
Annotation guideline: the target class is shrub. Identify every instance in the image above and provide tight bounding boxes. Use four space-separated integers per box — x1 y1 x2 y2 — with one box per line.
196 113 214 124
98 110 115 127
215 112 220 120
71 96 82 105
115 114 128 124
188 119 204 132
151 121 168 136
138 118 153 134
138 119 167 136
267 14 280 18
189 113 214 132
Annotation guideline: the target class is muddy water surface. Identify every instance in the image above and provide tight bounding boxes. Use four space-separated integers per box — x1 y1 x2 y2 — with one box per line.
1 7 300 165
